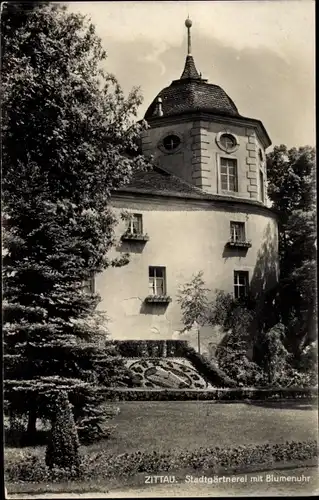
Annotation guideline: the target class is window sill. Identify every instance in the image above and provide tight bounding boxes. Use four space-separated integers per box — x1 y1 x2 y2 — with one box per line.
220 190 239 195
145 295 172 304
121 232 149 242
226 240 252 249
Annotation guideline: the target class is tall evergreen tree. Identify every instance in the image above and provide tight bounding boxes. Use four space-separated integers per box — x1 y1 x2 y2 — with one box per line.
266 145 316 354
2 2 147 438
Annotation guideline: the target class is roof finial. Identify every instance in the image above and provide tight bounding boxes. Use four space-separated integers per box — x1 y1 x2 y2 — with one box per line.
180 16 202 80
185 16 192 56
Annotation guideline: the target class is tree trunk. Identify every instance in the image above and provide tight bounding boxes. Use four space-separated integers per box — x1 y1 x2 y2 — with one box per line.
27 410 37 435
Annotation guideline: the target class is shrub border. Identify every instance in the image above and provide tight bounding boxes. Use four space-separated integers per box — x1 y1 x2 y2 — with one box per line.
5 439 318 483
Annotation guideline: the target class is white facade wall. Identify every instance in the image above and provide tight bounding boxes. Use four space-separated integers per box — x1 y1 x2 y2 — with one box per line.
96 195 278 341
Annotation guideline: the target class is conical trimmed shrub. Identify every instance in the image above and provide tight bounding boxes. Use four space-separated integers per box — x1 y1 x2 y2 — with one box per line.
45 391 81 473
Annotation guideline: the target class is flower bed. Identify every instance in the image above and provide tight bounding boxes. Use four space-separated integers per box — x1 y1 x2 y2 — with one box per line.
5 439 318 483
115 340 236 387
127 358 209 389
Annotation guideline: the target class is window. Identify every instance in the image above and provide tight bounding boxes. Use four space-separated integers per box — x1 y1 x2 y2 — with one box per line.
83 276 95 294
259 170 264 203
234 271 249 300
163 135 180 151
220 133 236 151
149 267 166 296
127 213 143 234
220 158 238 192
122 213 149 242
216 132 239 153
258 148 264 161
230 222 246 243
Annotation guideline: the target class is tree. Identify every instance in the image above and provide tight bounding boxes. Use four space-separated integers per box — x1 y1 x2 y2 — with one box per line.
266 145 316 354
209 291 262 386
2 2 148 438
177 271 209 353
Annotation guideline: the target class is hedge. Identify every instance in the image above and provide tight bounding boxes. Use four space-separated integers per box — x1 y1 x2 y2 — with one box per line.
99 387 318 401
5 439 318 483
115 340 188 358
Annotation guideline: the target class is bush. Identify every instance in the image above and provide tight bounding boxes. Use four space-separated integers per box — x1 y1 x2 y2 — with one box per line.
216 346 266 387
79 439 318 477
5 452 50 482
45 391 81 474
5 439 318 482
181 345 237 387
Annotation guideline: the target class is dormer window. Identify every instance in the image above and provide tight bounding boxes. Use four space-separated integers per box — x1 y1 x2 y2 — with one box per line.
163 135 181 151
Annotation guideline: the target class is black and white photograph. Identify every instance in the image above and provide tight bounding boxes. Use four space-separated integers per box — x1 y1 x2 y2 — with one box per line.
2 0 317 498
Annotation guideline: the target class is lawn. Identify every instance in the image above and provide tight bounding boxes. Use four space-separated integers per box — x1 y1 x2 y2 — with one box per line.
5 400 317 459
87 400 318 455
5 401 318 495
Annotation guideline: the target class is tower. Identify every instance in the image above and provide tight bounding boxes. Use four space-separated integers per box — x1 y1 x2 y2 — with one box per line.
142 18 270 204
97 19 279 344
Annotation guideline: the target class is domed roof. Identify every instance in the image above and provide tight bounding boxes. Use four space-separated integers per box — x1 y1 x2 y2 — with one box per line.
145 50 240 120
143 19 271 150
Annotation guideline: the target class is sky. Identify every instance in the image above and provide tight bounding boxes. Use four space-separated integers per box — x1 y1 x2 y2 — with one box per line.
67 1 315 149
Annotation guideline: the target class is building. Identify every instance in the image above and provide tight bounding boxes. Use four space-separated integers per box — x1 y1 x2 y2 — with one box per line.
96 19 279 348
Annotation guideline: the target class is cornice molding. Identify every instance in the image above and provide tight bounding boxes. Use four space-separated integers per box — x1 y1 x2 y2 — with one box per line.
111 188 278 219
146 112 271 150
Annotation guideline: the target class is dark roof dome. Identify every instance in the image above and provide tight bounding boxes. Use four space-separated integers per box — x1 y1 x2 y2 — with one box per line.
145 76 240 120
145 18 240 121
